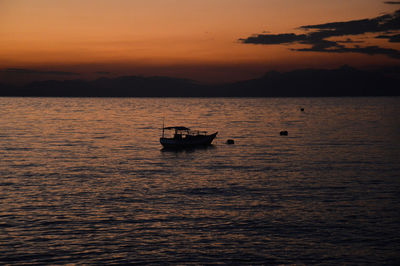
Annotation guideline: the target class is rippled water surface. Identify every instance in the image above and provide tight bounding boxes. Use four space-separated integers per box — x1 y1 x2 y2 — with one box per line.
1 97 400 264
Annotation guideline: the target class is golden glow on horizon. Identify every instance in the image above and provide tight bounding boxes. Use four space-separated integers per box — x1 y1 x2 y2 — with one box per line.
1 0 399 82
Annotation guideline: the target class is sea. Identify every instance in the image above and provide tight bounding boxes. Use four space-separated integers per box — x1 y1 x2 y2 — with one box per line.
1 97 399 264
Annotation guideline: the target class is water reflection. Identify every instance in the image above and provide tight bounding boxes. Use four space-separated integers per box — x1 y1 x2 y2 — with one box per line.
0 97 399 264
161 144 217 152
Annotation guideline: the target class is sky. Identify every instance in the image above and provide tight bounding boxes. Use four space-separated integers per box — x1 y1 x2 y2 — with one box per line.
1 0 399 84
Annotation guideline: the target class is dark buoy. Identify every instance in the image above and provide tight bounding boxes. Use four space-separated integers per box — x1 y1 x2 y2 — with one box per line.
226 139 235 144
280 131 288 136
300 108 304 112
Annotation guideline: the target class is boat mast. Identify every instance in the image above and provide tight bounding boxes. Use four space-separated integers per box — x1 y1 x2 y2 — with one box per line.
162 118 165 138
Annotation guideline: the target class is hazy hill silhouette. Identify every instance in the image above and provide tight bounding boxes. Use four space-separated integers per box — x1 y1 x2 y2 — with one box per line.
223 65 399 96
0 66 398 97
0 76 210 97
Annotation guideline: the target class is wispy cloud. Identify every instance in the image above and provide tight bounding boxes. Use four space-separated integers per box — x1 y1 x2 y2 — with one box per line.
95 71 111 75
0 68 79 76
384 1 400 5
239 9 400 59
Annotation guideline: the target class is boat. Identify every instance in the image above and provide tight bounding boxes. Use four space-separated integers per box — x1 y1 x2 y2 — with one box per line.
160 126 218 149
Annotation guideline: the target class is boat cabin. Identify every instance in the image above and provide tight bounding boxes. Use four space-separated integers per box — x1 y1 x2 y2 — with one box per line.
162 126 208 139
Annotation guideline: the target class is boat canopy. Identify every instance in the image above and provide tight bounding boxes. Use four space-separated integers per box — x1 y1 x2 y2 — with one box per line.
163 126 190 131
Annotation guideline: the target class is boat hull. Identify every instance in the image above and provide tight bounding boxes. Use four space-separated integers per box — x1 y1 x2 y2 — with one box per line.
160 132 217 149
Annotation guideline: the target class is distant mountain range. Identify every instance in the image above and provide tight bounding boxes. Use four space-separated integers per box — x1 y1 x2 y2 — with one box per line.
0 66 398 97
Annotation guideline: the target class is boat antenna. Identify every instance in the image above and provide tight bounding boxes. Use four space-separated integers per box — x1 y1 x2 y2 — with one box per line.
162 118 165 138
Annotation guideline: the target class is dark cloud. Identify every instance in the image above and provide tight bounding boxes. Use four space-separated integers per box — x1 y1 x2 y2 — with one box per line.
1 68 79 75
384 1 400 4
376 33 400 42
299 12 399 35
239 9 400 59
240 33 306 44
336 38 364 44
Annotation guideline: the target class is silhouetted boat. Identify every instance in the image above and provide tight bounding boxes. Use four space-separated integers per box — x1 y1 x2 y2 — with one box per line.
160 126 217 148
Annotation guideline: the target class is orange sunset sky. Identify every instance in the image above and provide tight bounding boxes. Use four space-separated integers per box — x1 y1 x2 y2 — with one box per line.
1 0 399 84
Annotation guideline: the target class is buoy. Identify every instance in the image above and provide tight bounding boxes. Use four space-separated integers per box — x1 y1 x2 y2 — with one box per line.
280 131 288 136
226 139 235 144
